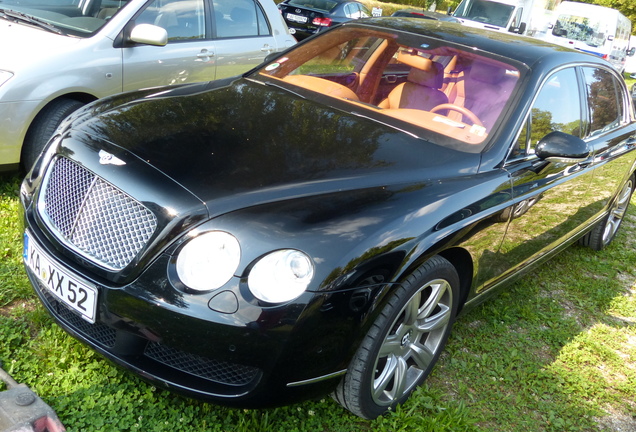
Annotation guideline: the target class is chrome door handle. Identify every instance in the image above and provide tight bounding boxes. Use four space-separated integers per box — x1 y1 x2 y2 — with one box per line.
197 49 214 59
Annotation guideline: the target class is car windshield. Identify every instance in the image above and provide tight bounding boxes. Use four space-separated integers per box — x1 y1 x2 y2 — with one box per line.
453 0 514 27
0 0 129 36
253 25 522 152
552 14 605 47
285 0 338 13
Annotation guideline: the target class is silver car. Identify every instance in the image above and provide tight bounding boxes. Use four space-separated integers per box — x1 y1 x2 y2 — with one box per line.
0 0 295 171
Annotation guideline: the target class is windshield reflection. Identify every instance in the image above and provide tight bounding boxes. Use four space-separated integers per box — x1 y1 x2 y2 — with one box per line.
0 0 130 36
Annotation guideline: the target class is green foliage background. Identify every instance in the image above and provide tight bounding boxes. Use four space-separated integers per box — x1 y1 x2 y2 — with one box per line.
579 0 636 31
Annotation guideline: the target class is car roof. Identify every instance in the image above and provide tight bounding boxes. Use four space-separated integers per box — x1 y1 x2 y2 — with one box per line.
347 18 610 71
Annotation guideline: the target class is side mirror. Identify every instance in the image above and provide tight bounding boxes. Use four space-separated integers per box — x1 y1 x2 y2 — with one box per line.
447 6 452 15
628 47 636 57
509 22 526 34
536 131 590 163
129 24 168 46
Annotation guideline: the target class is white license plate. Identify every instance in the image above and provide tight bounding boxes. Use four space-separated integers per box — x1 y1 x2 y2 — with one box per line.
24 232 98 323
286 13 307 24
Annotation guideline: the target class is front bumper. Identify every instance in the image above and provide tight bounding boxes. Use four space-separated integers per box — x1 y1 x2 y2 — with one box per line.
21 215 357 407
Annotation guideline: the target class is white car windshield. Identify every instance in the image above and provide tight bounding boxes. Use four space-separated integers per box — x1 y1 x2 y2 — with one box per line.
255 25 522 152
453 0 514 28
0 0 129 36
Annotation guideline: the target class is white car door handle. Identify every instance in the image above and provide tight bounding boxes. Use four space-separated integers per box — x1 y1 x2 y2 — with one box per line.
197 49 214 59
260 44 274 53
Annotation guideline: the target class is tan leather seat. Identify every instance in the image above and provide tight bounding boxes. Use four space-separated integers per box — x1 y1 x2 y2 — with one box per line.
379 51 448 111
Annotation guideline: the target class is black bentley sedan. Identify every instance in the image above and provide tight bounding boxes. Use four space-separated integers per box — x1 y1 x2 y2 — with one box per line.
20 19 636 419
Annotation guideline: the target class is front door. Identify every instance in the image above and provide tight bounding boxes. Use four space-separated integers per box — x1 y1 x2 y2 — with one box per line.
122 0 216 92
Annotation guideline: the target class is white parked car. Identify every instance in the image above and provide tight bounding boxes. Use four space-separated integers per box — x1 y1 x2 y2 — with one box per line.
0 0 295 171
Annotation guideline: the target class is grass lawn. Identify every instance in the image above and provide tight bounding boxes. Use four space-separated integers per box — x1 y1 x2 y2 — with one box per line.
2 154 636 432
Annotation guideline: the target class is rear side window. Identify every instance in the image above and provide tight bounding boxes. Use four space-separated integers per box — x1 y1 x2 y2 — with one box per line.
344 3 370 18
581 67 624 137
214 0 271 38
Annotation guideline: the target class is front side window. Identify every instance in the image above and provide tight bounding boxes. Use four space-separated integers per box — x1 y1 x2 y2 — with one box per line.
582 67 623 137
213 0 271 38
137 0 205 42
513 67 581 158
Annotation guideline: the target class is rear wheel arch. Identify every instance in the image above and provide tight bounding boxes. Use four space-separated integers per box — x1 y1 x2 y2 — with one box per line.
579 172 635 251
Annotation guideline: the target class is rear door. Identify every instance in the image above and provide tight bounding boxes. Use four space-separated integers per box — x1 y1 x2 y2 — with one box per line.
576 65 636 223
212 0 281 80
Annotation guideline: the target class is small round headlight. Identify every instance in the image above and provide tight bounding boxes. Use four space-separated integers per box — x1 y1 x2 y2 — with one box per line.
248 250 314 303
176 231 241 292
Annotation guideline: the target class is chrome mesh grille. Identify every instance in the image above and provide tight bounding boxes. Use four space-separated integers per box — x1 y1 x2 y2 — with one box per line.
40 157 157 270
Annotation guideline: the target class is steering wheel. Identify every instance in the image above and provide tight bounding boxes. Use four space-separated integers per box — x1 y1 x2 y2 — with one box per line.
430 104 484 127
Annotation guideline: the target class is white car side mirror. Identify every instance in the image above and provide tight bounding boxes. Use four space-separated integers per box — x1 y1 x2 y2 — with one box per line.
129 24 168 47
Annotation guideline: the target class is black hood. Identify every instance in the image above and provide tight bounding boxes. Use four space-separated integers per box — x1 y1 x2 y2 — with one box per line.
71 78 480 215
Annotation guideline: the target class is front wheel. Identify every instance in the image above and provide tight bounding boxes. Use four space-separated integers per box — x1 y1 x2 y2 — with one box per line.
21 98 85 171
333 255 460 419
580 174 634 251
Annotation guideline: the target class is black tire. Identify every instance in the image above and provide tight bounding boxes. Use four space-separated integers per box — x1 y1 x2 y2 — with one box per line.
579 174 634 251
333 255 460 419
21 99 85 171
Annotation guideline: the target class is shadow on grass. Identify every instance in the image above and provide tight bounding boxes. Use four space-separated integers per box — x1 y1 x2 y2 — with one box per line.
424 203 636 431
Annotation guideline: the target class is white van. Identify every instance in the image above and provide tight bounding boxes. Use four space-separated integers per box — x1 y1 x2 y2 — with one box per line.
0 0 295 171
543 1 633 73
451 0 559 37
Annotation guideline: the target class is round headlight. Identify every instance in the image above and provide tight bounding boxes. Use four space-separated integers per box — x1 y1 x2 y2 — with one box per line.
248 250 314 303
176 231 241 292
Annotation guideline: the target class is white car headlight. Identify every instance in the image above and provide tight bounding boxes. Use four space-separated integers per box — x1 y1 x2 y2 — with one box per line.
176 231 241 292
248 250 314 303
0 70 13 87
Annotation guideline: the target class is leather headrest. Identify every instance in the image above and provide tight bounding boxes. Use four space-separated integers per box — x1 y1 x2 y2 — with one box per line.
397 51 443 88
469 62 505 84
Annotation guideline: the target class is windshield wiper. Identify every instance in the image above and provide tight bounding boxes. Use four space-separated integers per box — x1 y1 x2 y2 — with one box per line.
0 9 63 34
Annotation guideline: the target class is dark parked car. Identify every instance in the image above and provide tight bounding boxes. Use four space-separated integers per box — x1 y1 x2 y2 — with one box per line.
20 19 636 419
278 0 370 40
391 9 460 22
